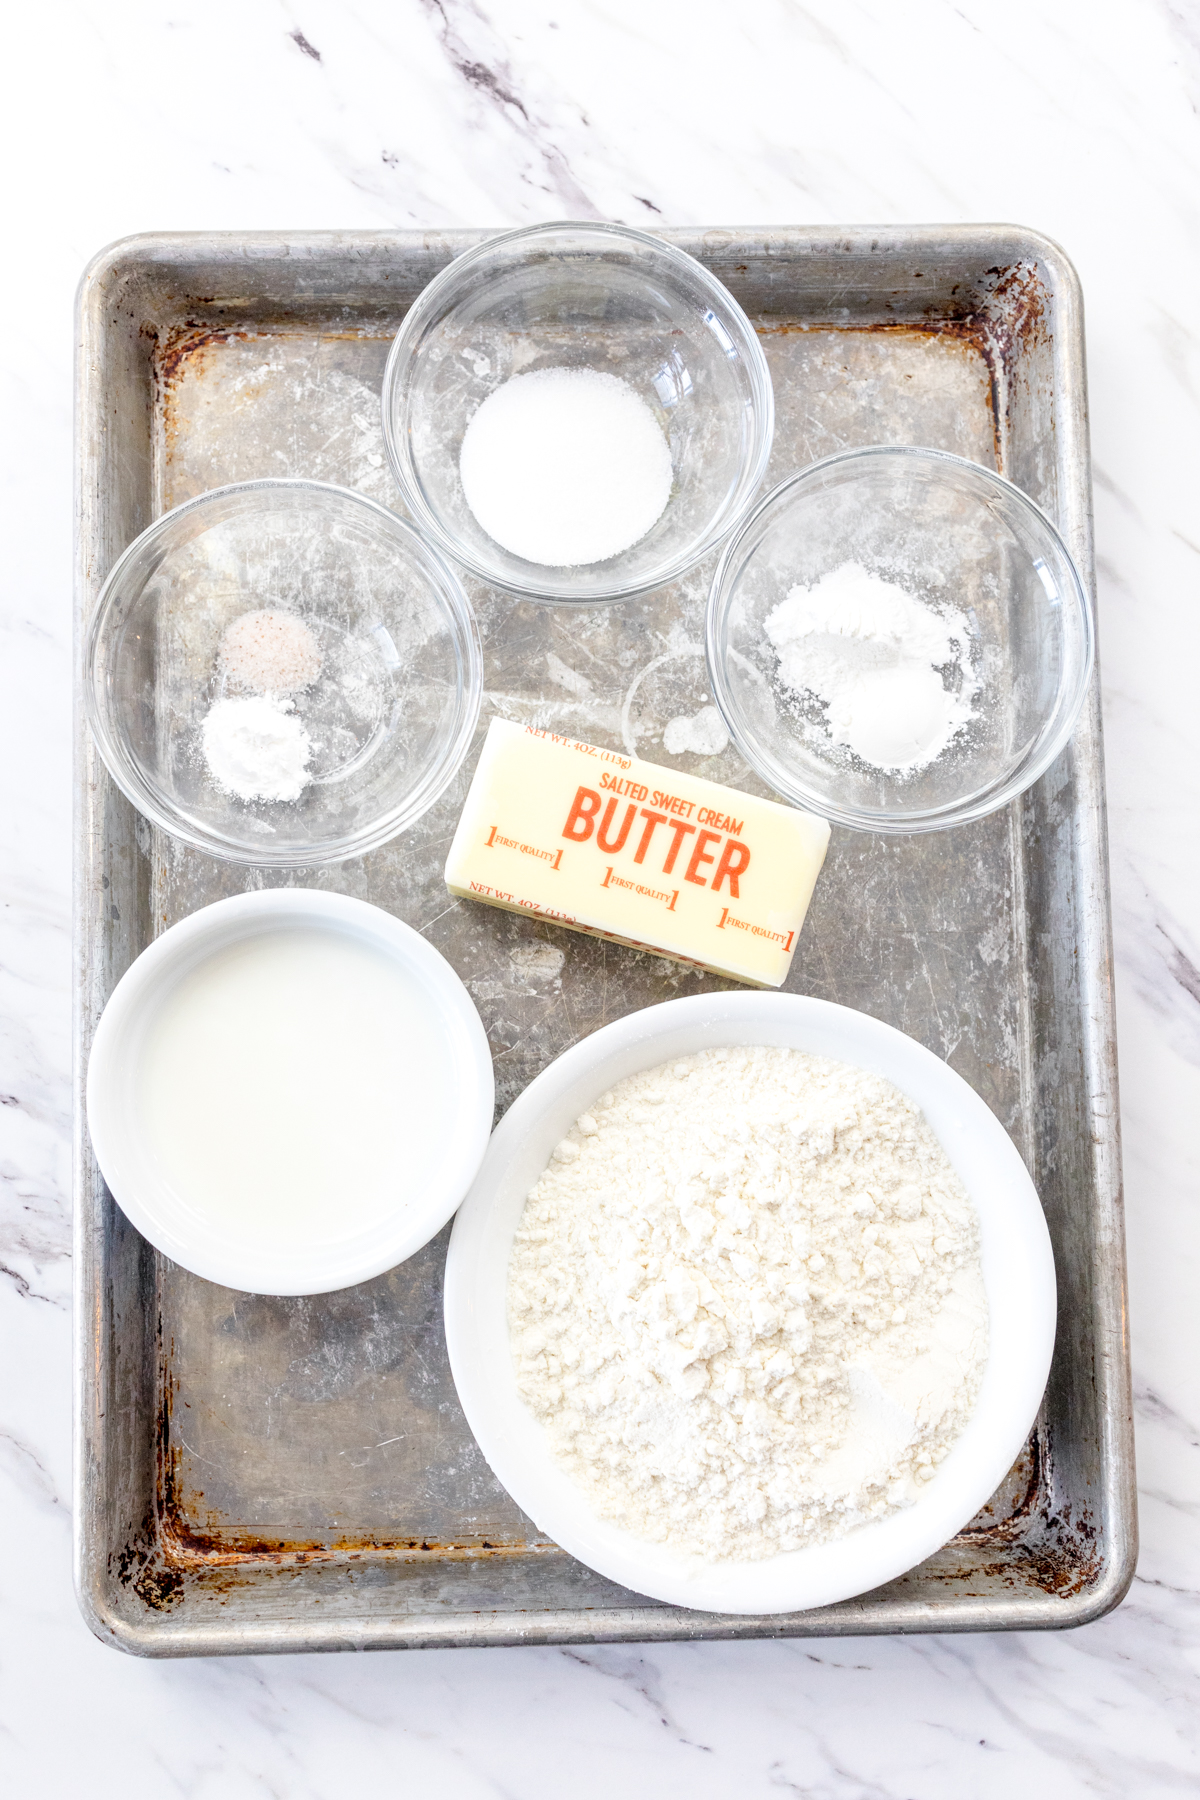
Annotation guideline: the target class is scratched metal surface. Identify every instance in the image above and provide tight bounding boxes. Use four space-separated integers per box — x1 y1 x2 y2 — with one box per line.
74 229 1135 1654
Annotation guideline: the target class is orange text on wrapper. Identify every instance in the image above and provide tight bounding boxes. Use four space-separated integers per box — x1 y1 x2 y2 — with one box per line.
562 787 751 896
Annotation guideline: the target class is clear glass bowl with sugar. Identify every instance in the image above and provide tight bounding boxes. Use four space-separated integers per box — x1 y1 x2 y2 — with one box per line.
706 446 1094 834
380 221 775 604
84 478 482 866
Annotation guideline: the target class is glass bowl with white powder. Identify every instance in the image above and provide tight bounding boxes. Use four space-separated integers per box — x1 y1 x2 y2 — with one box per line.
706 446 1093 833
380 222 774 604
84 478 481 865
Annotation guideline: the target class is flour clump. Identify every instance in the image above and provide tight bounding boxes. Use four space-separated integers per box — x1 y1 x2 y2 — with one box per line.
507 1045 988 1560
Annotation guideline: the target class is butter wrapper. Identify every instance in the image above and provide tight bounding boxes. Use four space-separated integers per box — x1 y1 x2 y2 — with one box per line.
444 720 829 988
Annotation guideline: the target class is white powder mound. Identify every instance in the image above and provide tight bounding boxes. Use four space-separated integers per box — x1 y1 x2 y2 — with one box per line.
764 562 978 772
662 705 730 758
459 366 674 567
507 1045 988 1561
201 695 313 803
218 609 323 695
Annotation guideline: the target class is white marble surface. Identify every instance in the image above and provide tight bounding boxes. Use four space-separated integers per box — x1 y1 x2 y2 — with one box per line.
3 0 1199 1790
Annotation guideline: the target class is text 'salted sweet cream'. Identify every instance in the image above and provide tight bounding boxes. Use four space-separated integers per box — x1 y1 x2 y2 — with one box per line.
444 720 830 986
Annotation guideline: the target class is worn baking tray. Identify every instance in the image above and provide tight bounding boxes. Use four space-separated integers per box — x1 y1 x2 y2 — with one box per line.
74 226 1135 1655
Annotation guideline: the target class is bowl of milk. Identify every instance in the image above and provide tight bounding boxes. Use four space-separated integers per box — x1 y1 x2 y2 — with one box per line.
86 889 494 1294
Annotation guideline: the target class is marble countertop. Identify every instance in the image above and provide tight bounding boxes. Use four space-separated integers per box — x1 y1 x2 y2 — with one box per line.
3 0 1199 1791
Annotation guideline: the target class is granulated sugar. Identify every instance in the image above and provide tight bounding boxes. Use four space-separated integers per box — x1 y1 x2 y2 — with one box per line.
507 1045 988 1560
459 366 673 566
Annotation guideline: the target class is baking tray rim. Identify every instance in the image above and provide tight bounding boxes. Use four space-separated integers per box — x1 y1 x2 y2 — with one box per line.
72 223 1136 1655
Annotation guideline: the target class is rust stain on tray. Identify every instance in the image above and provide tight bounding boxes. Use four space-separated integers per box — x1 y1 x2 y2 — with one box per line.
155 322 250 389
151 321 400 507
130 1356 1100 1606
135 1327 1062 1598
143 1319 556 1586
153 323 251 473
757 261 1052 478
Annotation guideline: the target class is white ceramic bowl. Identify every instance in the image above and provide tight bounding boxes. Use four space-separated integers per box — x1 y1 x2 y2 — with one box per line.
87 889 494 1295
444 992 1056 1615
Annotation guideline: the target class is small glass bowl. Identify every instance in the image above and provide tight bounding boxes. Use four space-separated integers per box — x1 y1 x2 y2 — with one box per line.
706 446 1094 834
84 479 482 866
380 221 774 604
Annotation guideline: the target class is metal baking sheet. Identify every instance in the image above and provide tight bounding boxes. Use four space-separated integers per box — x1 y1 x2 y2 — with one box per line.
73 226 1136 1655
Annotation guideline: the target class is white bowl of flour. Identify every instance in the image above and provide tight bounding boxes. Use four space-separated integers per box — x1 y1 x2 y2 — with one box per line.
444 992 1055 1615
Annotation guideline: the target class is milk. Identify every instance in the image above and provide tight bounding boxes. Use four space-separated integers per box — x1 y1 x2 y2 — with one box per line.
136 927 453 1252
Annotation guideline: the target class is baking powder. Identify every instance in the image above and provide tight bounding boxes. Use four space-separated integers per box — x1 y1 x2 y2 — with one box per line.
765 562 978 773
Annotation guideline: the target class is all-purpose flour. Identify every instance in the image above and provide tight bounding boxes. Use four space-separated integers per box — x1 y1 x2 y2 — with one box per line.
507 1046 988 1560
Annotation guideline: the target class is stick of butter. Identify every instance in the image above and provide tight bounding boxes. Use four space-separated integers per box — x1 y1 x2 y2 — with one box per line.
444 719 830 988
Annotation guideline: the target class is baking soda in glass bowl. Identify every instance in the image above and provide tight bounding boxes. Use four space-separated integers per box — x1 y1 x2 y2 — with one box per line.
200 696 313 803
